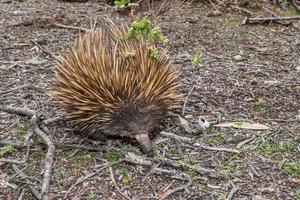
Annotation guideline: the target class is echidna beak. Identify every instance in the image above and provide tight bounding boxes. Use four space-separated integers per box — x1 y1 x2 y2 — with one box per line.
135 133 153 156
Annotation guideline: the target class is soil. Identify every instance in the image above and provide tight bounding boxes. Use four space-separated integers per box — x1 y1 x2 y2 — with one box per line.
0 0 300 199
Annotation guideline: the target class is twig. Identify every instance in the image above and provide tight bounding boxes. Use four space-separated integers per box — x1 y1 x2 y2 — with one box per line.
158 180 192 200
160 131 240 154
160 131 192 143
226 182 239 200
109 167 131 200
64 161 122 199
64 163 109 198
31 41 58 60
195 143 240 154
236 137 254 149
12 165 42 200
25 129 35 160
249 164 260 177
42 117 61 125
54 23 89 32
31 115 55 200
0 84 31 95
0 106 36 117
0 159 25 165
243 16 300 25
12 164 41 184
152 168 190 181
159 157 223 179
124 152 223 178
0 141 25 149
182 77 200 115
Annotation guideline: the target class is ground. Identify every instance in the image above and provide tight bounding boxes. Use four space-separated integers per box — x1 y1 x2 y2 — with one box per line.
0 0 300 199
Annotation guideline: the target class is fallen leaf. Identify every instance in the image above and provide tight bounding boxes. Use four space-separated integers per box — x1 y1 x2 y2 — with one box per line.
178 116 193 133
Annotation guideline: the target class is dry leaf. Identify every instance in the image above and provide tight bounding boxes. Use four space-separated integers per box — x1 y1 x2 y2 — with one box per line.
178 116 193 133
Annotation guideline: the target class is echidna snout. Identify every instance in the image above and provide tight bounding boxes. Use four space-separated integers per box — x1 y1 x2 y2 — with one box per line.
135 133 153 155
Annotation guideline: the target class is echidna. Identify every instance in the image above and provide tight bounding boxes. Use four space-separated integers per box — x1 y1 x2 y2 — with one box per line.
51 20 180 155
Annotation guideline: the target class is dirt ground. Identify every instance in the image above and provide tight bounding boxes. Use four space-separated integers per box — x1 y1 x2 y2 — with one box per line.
0 0 300 199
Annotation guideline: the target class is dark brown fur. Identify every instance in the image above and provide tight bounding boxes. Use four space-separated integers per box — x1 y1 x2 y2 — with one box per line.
50 21 180 154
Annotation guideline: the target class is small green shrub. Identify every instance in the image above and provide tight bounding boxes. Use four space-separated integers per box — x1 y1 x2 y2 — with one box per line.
114 0 132 8
124 18 168 59
0 144 15 158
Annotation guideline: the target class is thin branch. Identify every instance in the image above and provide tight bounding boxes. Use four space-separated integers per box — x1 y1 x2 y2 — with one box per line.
160 131 240 154
243 16 300 25
226 182 239 200
31 115 55 200
194 143 240 154
0 159 25 165
0 106 36 117
160 131 192 144
109 167 131 200
158 180 192 200
54 23 89 32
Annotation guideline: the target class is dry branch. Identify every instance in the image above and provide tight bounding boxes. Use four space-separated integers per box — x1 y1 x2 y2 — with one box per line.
109 167 131 200
243 16 300 25
31 115 55 200
152 168 190 181
64 163 110 198
0 106 36 117
158 180 192 200
0 159 25 165
12 165 42 200
226 182 239 200
160 131 240 154
54 23 89 32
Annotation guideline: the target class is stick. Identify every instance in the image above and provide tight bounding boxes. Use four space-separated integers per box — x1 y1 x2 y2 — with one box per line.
160 131 240 154
152 168 190 181
243 16 300 25
54 23 89 32
31 41 58 60
158 180 192 200
194 143 240 154
0 106 36 117
12 165 42 200
160 131 192 144
182 77 200 115
31 115 55 200
64 163 109 199
109 167 131 200
226 182 239 200
0 159 25 165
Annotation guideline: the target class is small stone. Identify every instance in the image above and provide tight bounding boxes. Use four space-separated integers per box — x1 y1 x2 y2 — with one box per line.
296 66 300 72
234 55 242 61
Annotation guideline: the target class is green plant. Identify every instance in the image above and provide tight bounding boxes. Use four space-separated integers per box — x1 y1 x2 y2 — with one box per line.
192 52 203 70
121 168 129 185
124 18 168 59
283 160 300 178
258 138 297 156
122 143 140 153
88 190 97 200
105 149 120 163
64 149 92 169
258 138 279 155
114 0 132 8
17 121 28 140
0 144 15 158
